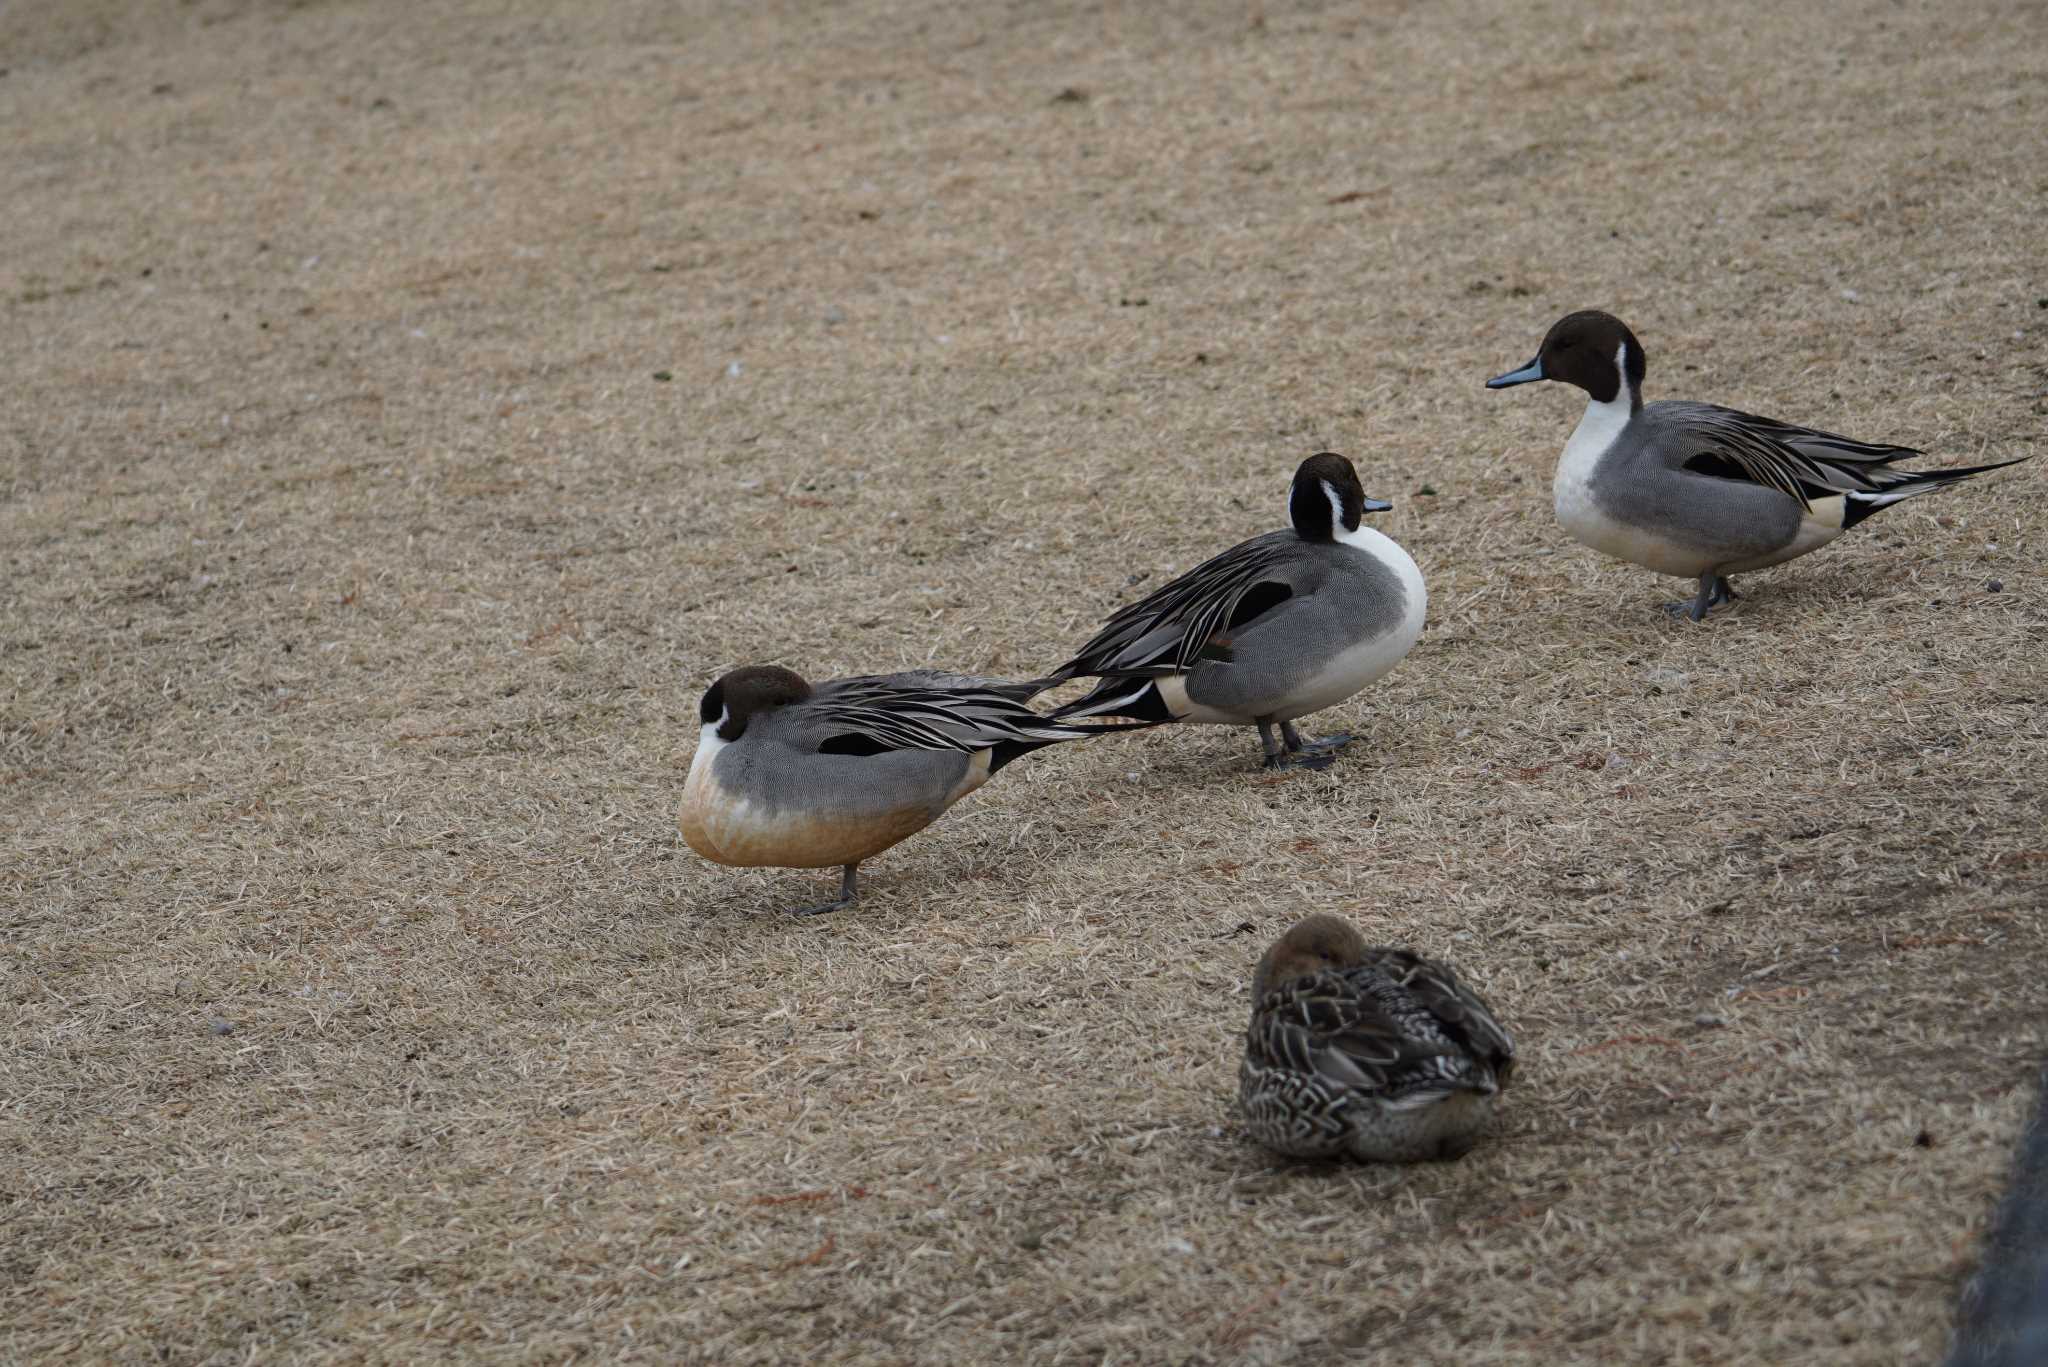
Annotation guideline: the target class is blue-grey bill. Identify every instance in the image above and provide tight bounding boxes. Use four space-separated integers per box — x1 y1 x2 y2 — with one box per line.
1485 358 1545 389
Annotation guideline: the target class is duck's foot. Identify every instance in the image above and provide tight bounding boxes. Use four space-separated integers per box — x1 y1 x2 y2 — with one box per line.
790 864 859 917
1258 719 1346 771
1280 722 1353 757
1261 750 1339 772
1662 574 1738 622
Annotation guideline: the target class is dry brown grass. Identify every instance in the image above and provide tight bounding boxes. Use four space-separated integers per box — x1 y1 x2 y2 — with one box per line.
4 0 2046 1361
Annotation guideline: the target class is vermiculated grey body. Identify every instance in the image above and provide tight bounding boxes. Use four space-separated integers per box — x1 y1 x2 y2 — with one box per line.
1047 453 1427 768
1110 527 1413 720
679 668 1136 915
1585 402 1823 572
1489 309 2027 619
701 685 983 834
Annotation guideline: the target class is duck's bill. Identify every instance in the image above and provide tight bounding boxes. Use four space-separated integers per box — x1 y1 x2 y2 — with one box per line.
1361 497 1393 513
1485 357 1545 389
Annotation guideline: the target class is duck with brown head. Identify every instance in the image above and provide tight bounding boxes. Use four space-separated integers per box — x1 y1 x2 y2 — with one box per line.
1488 309 2028 620
1239 914 1515 1163
1043 453 1426 771
680 665 1145 916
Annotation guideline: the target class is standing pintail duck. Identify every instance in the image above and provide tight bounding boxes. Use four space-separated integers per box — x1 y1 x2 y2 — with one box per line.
1043 453 1425 770
1239 914 1515 1163
1487 310 2028 620
680 665 1141 915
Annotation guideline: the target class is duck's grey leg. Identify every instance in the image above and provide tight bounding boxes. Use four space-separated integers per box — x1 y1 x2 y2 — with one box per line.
1281 720 1353 760
792 863 859 917
1260 719 1338 771
1663 574 1739 622
1257 719 1288 769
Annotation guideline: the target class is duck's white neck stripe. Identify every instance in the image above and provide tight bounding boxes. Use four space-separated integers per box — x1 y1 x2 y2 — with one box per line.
1574 342 1638 440
1557 350 1637 513
1321 480 1353 537
687 722 732 790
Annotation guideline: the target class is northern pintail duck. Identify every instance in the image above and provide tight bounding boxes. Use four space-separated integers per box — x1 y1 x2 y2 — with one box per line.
1044 453 1425 770
1239 914 1515 1163
680 666 1137 915
1487 310 2027 620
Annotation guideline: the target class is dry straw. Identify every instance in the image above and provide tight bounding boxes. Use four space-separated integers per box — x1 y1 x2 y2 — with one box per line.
3 0 2043 1361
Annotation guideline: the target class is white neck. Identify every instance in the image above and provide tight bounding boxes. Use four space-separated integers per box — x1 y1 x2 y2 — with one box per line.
1569 388 1634 454
1556 372 1635 515
1333 520 1427 625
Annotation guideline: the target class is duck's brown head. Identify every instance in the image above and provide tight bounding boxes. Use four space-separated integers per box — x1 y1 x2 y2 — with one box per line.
1250 913 1371 1001
699 665 812 741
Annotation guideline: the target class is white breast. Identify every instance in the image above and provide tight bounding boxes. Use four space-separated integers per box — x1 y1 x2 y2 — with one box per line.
1156 528 1427 727
1334 523 1427 645
1273 524 1426 722
1552 391 1716 577
1553 391 1632 534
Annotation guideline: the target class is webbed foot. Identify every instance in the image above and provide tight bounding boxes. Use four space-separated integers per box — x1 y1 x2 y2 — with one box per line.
1662 574 1738 621
1263 750 1337 772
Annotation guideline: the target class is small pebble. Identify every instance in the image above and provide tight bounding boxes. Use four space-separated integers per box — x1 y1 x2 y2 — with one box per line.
209 1018 236 1036
1986 579 2004 593
1694 1012 1728 1029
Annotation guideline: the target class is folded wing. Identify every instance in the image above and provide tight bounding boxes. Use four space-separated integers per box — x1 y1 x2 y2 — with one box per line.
1052 531 1304 679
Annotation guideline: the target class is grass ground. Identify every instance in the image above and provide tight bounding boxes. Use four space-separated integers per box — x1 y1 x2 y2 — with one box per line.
4 0 2045 1362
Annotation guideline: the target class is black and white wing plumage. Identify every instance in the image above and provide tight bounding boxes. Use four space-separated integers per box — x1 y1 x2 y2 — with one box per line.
1661 401 2024 515
1050 530 1306 680
1239 952 1515 1159
806 671 1134 758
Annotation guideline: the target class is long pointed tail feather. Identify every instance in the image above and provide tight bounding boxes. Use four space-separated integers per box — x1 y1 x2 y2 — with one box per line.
1842 454 2031 528
1048 676 1177 724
